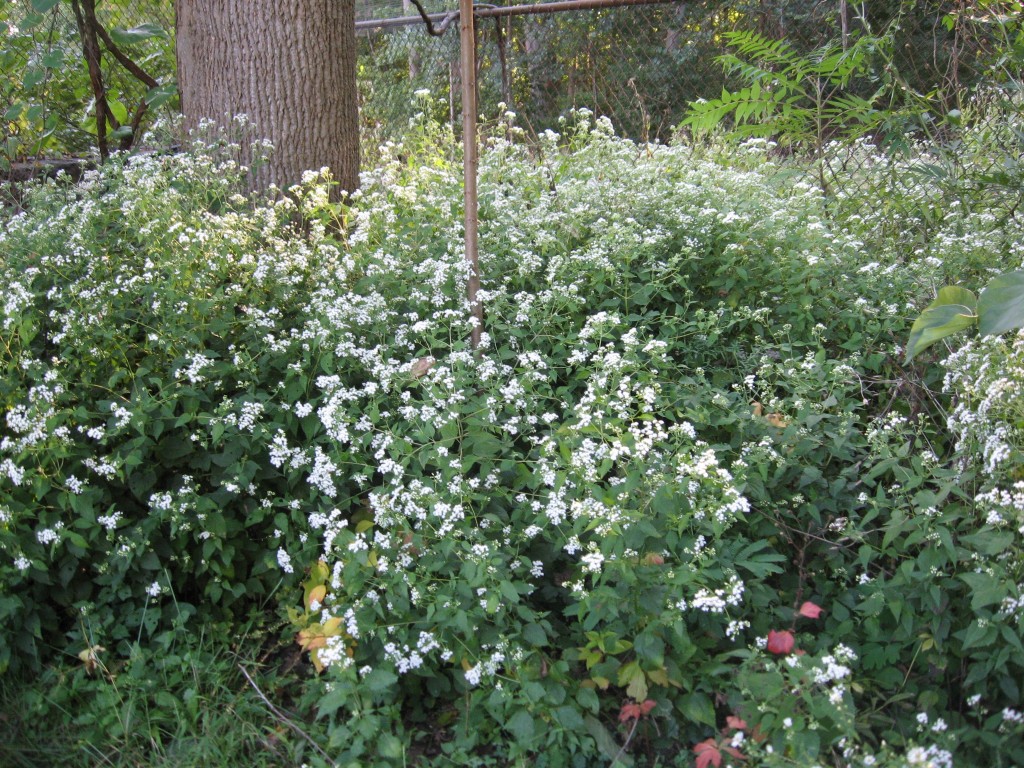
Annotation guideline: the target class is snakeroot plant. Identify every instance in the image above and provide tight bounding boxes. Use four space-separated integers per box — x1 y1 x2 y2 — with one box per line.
2 106 1024 766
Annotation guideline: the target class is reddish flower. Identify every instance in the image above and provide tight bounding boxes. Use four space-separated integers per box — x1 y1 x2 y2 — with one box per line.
798 601 823 619
766 629 795 655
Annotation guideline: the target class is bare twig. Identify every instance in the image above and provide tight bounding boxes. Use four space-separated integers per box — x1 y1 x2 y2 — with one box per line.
407 0 460 36
237 664 337 766
611 716 640 767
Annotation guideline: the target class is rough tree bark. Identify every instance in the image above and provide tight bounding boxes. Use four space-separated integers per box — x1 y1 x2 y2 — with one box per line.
175 0 360 197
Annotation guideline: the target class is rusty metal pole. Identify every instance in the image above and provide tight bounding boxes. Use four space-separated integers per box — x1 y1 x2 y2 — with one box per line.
459 0 483 350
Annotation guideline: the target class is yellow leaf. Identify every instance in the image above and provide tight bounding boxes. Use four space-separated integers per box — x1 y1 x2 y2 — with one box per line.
77 644 105 674
647 667 669 687
305 584 327 611
322 617 344 635
311 560 330 583
297 626 327 651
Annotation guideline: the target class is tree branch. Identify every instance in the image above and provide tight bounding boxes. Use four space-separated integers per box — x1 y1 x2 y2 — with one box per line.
408 0 459 36
94 22 159 90
70 0 109 161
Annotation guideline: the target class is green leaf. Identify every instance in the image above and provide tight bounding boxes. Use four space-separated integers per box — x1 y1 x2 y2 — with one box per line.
156 434 194 463
41 49 65 69
364 667 398 694
585 715 633 767
498 580 520 604
553 705 585 731
376 733 404 759
144 82 177 109
108 99 130 125
678 692 716 727
960 572 1009 611
506 709 535 742
109 24 167 45
961 619 997 651
31 0 62 11
978 271 1024 337
522 622 547 647
23 67 46 90
905 286 978 361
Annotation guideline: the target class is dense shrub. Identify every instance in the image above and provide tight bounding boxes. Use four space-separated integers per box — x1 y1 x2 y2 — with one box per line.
2 110 1024 766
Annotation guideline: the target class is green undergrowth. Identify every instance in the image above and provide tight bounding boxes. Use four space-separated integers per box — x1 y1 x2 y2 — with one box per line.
0 617 323 768
2 106 1024 767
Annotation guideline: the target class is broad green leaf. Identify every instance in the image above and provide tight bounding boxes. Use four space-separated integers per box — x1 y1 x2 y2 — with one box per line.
905 286 978 361
31 0 62 11
22 67 46 90
678 691 717 727
145 82 178 109
376 733 404 759
959 572 1008 611
18 12 46 31
553 705 585 730
109 24 167 45
522 622 547 647
364 667 398 694
585 715 634 767
505 709 535 742
978 270 1024 337
41 49 65 69
108 99 130 125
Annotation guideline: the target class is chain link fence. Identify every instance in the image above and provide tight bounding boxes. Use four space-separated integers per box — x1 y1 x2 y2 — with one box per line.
1 0 1018 193
1 0 176 170
357 0 1007 142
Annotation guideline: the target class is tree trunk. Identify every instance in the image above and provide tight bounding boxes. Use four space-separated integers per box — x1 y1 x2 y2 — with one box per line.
175 0 359 198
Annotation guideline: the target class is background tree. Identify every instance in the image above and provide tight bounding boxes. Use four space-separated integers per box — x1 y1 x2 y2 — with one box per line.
175 0 360 196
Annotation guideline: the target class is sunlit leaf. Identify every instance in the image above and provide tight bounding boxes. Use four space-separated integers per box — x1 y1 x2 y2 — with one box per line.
905 286 979 361
109 23 167 45
978 270 1024 337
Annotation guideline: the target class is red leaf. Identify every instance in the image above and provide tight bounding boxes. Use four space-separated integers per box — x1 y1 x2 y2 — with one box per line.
723 745 747 761
798 601 823 619
693 739 722 768
619 702 641 722
726 715 747 731
640 699 657 716
766 629 795 655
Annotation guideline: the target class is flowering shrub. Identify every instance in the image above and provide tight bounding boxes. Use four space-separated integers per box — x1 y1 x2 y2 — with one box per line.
2 108 1024 765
